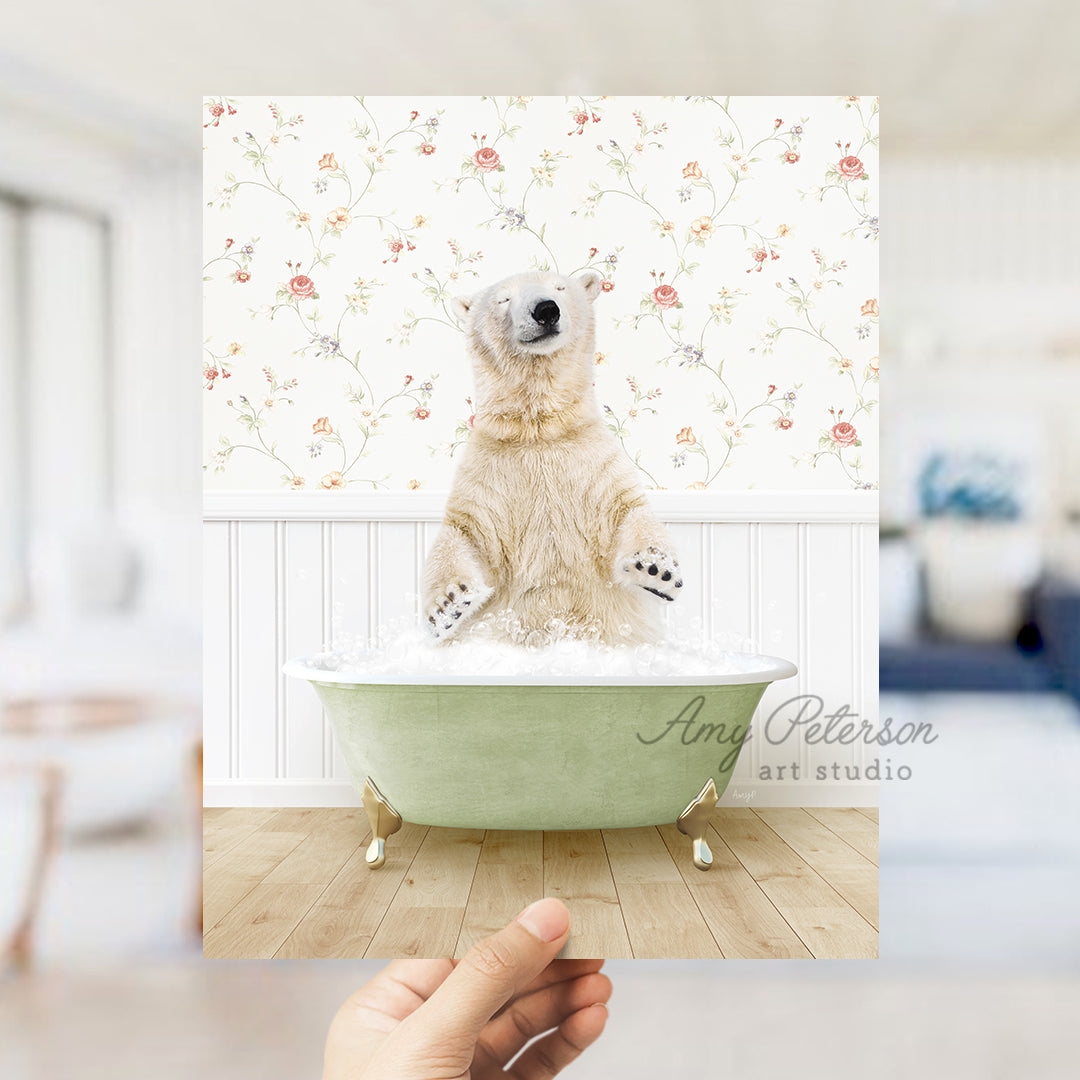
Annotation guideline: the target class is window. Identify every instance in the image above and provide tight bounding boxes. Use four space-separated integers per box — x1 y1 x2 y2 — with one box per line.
0 193 112 624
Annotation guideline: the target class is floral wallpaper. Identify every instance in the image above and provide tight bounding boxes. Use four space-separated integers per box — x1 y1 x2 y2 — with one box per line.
203 96 878 492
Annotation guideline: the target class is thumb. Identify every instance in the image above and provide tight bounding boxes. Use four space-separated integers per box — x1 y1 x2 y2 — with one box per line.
406 898 571 1053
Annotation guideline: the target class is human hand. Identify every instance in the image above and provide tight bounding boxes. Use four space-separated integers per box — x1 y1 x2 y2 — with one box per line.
323 898 611 1079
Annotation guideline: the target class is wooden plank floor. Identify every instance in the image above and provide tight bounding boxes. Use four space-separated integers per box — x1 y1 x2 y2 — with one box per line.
203 807 878 959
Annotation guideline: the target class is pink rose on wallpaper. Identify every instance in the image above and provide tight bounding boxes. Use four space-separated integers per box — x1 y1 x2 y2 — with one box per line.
288 476 305 489
312 417 333 435
414 406 430 420
419 142 436 155
288 275 316 299
234 269 251 283
320 471 346 490
783 150 800 164
676 426 696 446
682 161 702 179
861 298 879 317
569 110 595 135
838 155 865 180
473 146 501 172
652 284 679 309
830 422 858 446
601 280 614 292
777 417 793 430
318 152 338 171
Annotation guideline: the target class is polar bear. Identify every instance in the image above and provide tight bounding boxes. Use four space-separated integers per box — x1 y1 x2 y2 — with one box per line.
423 268 682 645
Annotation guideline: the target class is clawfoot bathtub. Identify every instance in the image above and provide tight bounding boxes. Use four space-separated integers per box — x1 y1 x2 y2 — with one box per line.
283 657 797 870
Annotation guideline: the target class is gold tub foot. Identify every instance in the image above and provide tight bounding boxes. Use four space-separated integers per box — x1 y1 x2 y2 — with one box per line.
361 777 402 869
676 778 719 871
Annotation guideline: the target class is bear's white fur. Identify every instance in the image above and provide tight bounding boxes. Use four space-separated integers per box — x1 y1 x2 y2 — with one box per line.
423 269 682 644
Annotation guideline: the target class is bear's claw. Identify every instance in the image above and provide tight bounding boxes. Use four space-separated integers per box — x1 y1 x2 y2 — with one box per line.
427 580 493 641
620 548 683 602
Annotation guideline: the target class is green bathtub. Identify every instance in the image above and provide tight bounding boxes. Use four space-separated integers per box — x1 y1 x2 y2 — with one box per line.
283 657 797 869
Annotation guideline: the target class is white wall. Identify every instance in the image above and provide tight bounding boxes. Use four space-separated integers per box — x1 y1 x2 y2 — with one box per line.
883 159 1080 583
112 163 203 626
203 490 879 809
0 93 202 631
0 202 22 620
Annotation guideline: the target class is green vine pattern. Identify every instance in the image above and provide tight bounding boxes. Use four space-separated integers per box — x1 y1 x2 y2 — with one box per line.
204 96 877 490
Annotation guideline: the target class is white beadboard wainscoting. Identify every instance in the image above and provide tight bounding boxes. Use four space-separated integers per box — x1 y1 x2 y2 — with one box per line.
203 491 878 809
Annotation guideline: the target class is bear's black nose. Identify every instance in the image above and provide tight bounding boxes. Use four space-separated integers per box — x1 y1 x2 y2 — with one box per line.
532 299 560 327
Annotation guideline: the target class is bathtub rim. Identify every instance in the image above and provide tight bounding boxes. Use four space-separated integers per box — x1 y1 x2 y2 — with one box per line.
282 653 798 687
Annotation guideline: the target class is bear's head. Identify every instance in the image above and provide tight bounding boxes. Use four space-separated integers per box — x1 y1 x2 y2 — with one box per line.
451 270 605 430
452 269 603 360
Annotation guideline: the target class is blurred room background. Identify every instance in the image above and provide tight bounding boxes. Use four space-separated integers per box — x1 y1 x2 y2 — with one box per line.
880 153 1080 967
0 46 203 972
2 1 1079 1076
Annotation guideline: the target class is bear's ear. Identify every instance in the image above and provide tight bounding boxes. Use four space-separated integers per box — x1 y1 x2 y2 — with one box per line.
451 293 476 325
578 270 603 303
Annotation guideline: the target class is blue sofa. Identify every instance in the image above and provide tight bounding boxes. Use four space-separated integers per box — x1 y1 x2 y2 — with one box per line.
880 577 1080 700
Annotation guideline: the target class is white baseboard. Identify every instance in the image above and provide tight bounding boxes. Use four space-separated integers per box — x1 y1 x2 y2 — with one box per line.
718 781 879 809
202 779 878 810
203 779 364 808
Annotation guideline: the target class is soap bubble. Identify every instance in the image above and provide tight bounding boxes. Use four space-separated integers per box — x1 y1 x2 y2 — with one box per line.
634 643 657 667
384 634 410 665
305 612 781 681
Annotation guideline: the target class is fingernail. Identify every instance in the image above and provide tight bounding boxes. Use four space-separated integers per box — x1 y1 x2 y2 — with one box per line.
516 898 570 942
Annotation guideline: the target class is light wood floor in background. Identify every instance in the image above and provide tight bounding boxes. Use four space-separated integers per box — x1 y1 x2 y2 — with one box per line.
203 806 878 960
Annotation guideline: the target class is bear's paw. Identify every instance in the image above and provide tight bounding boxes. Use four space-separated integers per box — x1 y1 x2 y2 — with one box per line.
426 580 494 642
619 548 684 602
